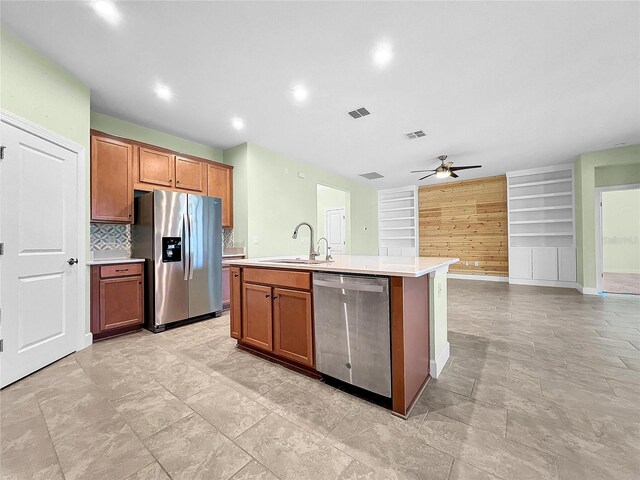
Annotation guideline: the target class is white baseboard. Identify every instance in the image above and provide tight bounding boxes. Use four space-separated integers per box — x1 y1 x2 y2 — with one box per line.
577 285 598 295
447 274 509 282
78 332 93 351
430 342 450 379
509 278 578 289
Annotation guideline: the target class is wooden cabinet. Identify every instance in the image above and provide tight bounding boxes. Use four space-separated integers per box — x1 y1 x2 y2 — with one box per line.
230 266 242 339
91 133 133 223
273 288 313 366
138 146 174 187
222 265 231 309
242 283 273 351
231 267 314 368
91 262 144 340
175 156 205 192
207 164 233 227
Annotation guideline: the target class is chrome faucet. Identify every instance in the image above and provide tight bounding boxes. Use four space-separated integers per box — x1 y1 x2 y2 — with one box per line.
292 222 319 260
316 237 333 262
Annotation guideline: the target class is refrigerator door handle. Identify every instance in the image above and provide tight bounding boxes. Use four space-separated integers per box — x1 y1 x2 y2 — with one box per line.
183 213 190 281
188 213 195 280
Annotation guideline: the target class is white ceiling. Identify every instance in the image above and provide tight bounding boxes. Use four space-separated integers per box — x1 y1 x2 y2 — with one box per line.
2 1 639 189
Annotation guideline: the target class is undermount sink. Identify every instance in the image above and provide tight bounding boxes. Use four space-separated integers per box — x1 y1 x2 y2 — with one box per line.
261 258 334 265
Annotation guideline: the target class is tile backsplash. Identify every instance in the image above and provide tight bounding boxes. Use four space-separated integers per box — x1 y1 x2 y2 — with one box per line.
90 223 234 253
90 223 131 253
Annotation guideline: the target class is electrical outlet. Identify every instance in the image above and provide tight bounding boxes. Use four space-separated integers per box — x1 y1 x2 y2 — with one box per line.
474 261 479 267
465 261 469 266
253 236 259 244
108 234 116 244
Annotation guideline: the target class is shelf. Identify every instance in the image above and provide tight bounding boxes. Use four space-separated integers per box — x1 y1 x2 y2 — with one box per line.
509 219 573 225
380 236 416 240
379 216 415 222
510 233 573 237
378 197 414 203
509 192 572 201
508 178 572 189
379 207 416 212
380 227 416 231
510 206 573 213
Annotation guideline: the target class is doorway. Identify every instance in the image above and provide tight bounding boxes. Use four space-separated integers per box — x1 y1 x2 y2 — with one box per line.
596 185 640 295
316 185 349 256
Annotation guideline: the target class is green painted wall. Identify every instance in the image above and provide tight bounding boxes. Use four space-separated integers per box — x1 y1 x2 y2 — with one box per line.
225 143 378 257
1 29 90 150
595 163 640 188
602 189 640 274
91 112 223 161
575 145 640 288
316 185 349 253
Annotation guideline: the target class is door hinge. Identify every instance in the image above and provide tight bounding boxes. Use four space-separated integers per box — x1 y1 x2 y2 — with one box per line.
0 339 4 353
0 145 5 160
0 243 4 255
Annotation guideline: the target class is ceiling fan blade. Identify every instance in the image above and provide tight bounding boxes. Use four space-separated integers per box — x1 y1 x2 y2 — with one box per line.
449 165 481 171
410 169 436 173
450 171 459 178
419 173 436 180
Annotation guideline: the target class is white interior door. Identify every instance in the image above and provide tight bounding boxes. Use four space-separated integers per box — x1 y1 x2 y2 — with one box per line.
1 120 79 387
326 208 345 254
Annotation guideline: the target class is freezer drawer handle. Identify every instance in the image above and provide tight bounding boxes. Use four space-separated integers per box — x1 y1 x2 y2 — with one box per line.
313 279 385 293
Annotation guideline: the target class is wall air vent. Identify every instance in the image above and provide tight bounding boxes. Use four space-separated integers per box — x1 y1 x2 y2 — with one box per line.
348 107 371 119
406 130 426 139
359 172 384 180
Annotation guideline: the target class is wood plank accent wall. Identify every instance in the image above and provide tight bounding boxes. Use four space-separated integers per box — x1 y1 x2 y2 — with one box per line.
419 175 508 276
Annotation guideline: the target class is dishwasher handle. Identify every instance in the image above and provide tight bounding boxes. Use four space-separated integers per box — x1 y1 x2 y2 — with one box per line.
313 278 386 293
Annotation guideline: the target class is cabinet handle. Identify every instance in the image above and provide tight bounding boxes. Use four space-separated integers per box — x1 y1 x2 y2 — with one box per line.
233 274 239 278
273 295 279 299
265 294 270 298
115 269 129 272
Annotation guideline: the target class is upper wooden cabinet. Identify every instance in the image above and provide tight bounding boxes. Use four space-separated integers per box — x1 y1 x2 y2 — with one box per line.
207 164 233 227
91 130 233 226
138 147 174 188
175 156 205 192
91 133 133 223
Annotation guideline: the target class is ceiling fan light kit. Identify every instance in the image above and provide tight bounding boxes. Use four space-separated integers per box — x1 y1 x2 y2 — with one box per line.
412 154 482 182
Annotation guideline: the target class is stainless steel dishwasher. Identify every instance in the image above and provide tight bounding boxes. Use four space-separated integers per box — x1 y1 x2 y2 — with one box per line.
313 272 391 397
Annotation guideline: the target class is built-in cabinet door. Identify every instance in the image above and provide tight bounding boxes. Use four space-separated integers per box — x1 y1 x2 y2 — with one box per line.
558 247 577 282
230 267 242 339
139 147 174 187
175 156 204 192
242 282 272 350
532 247 558 281
509 247 532 279
207 164 233 227
91 134 133 223
273 288 313 367
222 265 231 309
99 276 144 331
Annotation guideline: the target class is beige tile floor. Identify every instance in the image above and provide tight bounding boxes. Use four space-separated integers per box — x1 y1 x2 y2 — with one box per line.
1 279 639 480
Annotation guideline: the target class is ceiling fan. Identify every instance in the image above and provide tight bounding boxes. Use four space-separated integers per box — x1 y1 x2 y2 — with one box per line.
411 155 482 180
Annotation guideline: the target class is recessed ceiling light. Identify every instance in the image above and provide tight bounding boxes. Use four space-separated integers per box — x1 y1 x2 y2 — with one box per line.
231 117 245 130
372 41 393 68
154 83 173 101
90 0 121 26
292 84 309 103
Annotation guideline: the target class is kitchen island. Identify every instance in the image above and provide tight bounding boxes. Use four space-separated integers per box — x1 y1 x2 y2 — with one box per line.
225 254 458 417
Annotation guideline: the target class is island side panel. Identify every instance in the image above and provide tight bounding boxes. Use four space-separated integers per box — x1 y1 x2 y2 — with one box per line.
391 275 430 416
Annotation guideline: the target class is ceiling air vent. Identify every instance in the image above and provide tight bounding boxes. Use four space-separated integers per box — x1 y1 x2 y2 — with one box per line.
359 172 384 180
348 107 371 119
406 130 426 139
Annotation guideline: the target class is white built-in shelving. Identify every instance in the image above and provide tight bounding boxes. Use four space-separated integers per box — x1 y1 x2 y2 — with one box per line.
506 164 577 286
377 186 419 257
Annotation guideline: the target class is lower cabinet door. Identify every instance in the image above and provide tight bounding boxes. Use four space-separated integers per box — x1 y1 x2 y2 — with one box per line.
242 282 273 351
509 247 532 279
230 267 242 339
273 288 313 367
222 265 231 309
558 247 577 282
99 276 143 331
532 247 559 281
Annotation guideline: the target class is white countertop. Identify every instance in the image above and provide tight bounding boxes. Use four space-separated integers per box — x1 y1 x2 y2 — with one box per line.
224 255 459 277
86 258 145 266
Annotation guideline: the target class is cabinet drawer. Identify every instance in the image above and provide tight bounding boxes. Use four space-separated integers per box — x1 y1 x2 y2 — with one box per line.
243 268 311 290
100 263 143 278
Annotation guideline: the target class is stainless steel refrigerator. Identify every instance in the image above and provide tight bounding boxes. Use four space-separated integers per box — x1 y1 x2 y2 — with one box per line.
132 190 222 332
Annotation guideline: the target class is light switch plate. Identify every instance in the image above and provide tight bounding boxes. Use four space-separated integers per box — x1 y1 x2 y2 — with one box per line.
253 236 259 244
474 261 479 267
297 171 305 179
